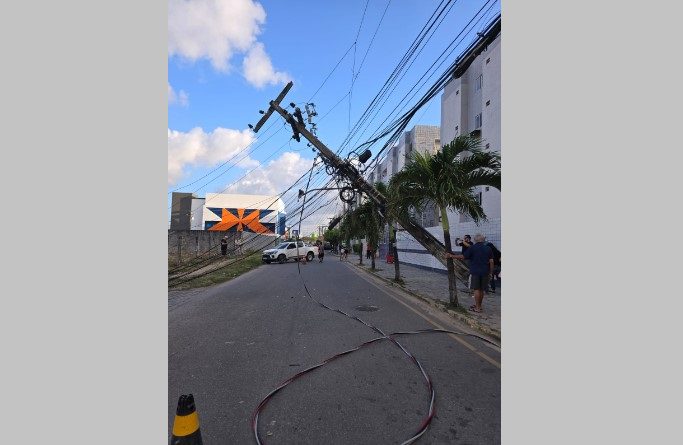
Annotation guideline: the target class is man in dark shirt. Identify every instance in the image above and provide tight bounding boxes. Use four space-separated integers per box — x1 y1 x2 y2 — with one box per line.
447 233 493 313
456 234 472 255
220 236 228 256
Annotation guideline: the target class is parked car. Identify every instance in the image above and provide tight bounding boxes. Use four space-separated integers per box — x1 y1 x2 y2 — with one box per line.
262 241 316 264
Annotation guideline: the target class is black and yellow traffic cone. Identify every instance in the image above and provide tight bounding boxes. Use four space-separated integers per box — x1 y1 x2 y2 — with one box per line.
170 394 203 445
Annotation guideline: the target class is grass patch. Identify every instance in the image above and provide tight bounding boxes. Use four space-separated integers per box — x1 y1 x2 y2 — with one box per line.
168 254 217 272
169 252 263 290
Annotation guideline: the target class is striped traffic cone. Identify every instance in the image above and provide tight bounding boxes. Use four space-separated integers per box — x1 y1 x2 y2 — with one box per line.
170 394 203 445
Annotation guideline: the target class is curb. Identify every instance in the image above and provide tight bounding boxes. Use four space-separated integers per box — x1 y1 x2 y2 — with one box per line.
350 262 501 342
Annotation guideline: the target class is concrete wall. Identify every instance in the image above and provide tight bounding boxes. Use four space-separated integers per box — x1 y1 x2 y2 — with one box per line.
168 230 279 264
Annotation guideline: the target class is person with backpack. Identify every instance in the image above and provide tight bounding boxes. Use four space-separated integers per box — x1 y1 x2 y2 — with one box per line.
486 241 501 293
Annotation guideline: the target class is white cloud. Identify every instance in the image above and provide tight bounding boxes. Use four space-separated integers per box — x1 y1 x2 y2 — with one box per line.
223 151 339 234
297 205 339 239
168 127 257 185
225 151 312 195
168 0 289 88
242 43 291 88
168 0 263 72
168 82 189 106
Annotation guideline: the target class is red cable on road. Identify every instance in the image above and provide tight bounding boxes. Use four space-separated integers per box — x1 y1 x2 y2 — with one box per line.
250 275 499 444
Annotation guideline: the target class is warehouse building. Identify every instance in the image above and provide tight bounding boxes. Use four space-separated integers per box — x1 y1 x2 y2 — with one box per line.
170 192 286 235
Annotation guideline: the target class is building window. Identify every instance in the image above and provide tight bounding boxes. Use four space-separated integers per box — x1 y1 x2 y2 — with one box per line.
475 113 482 129
486 57 491 64
485 143 490 149
475 74 483 91
486 100 491 106
456 90 459 95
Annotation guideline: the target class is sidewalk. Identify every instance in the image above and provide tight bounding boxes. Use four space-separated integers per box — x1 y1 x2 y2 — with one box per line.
350 257 501 340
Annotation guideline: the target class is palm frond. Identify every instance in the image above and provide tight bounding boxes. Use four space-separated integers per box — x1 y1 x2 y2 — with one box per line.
387 134 500 224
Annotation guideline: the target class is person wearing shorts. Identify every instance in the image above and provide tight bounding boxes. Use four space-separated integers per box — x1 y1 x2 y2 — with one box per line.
446 233 493 313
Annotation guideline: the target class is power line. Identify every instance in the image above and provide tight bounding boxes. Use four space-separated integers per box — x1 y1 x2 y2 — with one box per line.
335 0 456 156
349 0 371 132
356 10 501 174
307 42 355 102
341 0 463 157
360 0 498 152
168 119 279 193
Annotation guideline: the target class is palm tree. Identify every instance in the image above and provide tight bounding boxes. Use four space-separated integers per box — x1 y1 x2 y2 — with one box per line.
357 183 388 271
339 207 363 264
390 135 501 307
385 178 407 282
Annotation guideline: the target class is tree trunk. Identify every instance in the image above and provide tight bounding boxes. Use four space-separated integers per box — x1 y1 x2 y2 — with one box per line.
358 240 363 265
439 206 459 307
390 223 400 281
396 214 469 281
371 246 376 270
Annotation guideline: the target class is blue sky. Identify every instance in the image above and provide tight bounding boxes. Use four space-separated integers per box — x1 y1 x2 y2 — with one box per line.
168 0 500 234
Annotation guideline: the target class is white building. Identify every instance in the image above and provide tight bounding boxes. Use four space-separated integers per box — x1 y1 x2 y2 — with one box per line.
202 193 286 235
395 16 502 272
440 17 501 228
368 125 441 227
369 125 441 186
171 191 287 235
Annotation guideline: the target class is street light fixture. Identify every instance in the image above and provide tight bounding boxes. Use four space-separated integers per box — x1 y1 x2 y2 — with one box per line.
298 186 341 200
298 186 357 203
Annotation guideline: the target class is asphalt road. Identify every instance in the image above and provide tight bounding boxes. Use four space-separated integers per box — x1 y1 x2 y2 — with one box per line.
169 256 501 444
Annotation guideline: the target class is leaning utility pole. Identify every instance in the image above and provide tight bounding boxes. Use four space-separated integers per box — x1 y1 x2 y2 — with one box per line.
250 82 468 280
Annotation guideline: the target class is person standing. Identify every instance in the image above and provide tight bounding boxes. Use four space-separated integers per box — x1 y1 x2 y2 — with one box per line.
456 235 472 256
486 241 501 293
318 241 325 262
220 236 228 256
446 233 493 313
455 234 473 294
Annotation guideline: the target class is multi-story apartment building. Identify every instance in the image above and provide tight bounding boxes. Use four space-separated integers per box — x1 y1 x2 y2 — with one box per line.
438 16 501 248
368 124 441 227
338 17 502 271
392 16 501 273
